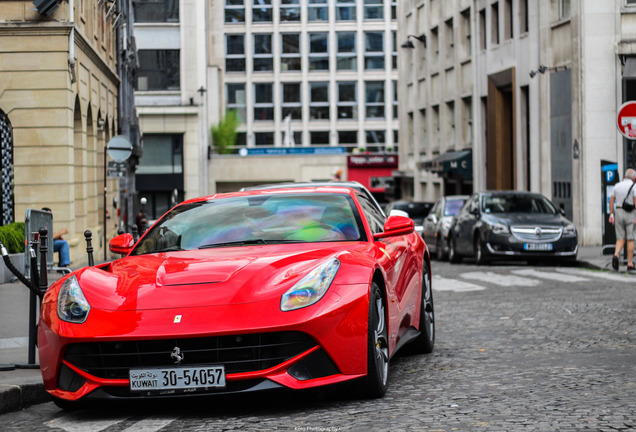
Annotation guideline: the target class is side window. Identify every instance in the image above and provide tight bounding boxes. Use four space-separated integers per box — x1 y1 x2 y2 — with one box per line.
357 193 385 234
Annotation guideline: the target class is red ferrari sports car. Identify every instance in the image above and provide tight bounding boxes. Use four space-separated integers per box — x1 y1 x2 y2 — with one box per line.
38 185 434 408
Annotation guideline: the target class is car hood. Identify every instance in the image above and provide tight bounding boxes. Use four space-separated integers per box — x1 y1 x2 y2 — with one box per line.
71 243 372 311
484 213 570 226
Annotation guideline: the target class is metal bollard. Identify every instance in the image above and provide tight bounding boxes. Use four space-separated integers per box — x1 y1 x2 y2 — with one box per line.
85 230 94 267
132 225 139 242
38 227 48 292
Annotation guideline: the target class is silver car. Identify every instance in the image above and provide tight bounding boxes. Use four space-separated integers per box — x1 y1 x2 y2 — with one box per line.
423 195 469 260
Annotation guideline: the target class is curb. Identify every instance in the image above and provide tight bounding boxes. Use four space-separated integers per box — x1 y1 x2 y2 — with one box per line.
0 382 50 415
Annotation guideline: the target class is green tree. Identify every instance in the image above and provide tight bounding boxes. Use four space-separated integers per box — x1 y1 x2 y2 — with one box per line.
211 110 240 155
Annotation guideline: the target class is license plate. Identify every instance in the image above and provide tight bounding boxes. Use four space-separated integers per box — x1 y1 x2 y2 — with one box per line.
524 243 553 251
130 366 225 392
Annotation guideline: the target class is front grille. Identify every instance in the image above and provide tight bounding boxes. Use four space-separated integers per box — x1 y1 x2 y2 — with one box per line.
64 331 316 380
510 226 562 242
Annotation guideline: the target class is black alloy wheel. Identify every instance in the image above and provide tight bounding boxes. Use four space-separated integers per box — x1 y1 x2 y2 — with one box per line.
474 236 488 265
435 237 445 261
409 263 435 354
359 281 389 398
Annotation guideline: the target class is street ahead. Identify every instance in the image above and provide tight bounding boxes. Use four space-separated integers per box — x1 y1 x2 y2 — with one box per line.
3 260 636 431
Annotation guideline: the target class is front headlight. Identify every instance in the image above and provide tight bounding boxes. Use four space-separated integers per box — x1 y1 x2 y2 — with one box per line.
563 224 577 237
491 222 510 235
281 258 340 312
57 276 90 323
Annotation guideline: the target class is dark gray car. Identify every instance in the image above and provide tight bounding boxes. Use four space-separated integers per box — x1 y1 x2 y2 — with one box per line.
423 195 468 260
448 191 578 265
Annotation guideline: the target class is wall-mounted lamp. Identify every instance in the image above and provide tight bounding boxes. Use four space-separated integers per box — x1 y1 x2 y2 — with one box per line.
401 34 427 49
529 65 568 78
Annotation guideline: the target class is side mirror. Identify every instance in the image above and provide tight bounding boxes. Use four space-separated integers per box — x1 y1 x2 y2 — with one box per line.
374 215 415 240
109 233 135 255
559 208 566 217
426 214 438 224
470 206 480 216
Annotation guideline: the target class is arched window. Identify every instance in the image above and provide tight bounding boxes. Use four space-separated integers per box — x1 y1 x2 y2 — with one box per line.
0 110 14 225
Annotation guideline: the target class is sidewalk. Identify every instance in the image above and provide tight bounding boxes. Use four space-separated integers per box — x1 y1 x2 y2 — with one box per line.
0 247 618 414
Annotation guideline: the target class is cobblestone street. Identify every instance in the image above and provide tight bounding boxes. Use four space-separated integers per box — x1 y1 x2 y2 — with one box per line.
3 262 635 431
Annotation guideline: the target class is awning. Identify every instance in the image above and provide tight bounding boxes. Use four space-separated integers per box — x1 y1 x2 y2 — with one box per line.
418 149 473 179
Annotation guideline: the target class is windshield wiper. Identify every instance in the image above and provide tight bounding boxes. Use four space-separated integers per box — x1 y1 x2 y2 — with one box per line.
199 239 268 249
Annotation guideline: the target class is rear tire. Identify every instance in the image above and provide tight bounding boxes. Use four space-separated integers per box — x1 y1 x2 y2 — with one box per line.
435 238 445 261
358 282 389 398
449 238 462 263
409 263 435 354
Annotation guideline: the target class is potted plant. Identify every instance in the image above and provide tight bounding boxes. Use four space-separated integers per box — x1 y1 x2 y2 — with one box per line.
0 222 25 283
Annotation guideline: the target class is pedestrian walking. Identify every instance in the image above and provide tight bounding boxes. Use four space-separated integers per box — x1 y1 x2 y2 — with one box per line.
609 168 636 271
41 207 71 267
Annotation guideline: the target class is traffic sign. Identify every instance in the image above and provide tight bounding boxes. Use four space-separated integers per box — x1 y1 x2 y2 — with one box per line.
107 135 133 162
107 161 127 178
617 101 636 139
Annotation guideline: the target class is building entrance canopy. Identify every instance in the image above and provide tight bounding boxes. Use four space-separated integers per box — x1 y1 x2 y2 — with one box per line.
420 149 473 179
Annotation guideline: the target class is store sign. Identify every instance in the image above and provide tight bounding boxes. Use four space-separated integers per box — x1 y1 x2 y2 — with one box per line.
347 154 398 168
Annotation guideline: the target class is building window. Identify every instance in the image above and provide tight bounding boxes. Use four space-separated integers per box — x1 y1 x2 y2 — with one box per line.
254 83 274 121
392 80 398 119
391 31 397 69
504 0 513 40
445 18 454 64
628 0 636 6
364 0 383 20
336 0 356 21
282 83 302 119
391 0 397 20
308 0 328 21
281 33 301 71
365 81 385 119
462 96 473 145
338 131 358 149
226 34 246 72
366 131 386 151
491 2 499 46
338 82 357 119
253 34 273 72
460 8 471 58
225 0 245 23
226 83 247 123
520 0 529 33
446 101 456 148
280 0 300 22
430 27 439 66
255 132 275 146
432 105 440 151
309 82 330 120
252 0 272 22
479 8 486 50
310 131 330 145
309 33 329 71
137 135 183 175
558 0 570 19
132 0 179 22
337 32 357 71
137 50 180 91
419 109 427 153
364 32 384 70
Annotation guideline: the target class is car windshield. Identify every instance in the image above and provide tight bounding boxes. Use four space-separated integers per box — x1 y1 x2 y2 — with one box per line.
481 195 557 215
444 199 465 216
131 193 363 255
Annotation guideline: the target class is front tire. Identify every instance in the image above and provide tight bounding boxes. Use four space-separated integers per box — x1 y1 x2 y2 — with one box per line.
358 282 389 398
409 263 435 354
435 238 445 261
474 237 489 265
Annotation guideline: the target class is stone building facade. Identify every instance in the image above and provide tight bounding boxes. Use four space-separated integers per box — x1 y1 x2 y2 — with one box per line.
0 0 122 264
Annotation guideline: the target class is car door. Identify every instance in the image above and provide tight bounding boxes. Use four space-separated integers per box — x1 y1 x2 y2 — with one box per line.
423 199 441 248
455 194 480 254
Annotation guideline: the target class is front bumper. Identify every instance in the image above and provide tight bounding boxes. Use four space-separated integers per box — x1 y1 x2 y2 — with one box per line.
484 233 578 258
38 283 370 401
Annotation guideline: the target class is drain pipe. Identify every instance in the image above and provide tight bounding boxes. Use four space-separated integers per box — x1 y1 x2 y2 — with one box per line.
68 0 77 84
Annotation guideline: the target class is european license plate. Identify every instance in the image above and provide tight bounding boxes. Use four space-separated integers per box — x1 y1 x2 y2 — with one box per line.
524 243 553 251
129 366 225 392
